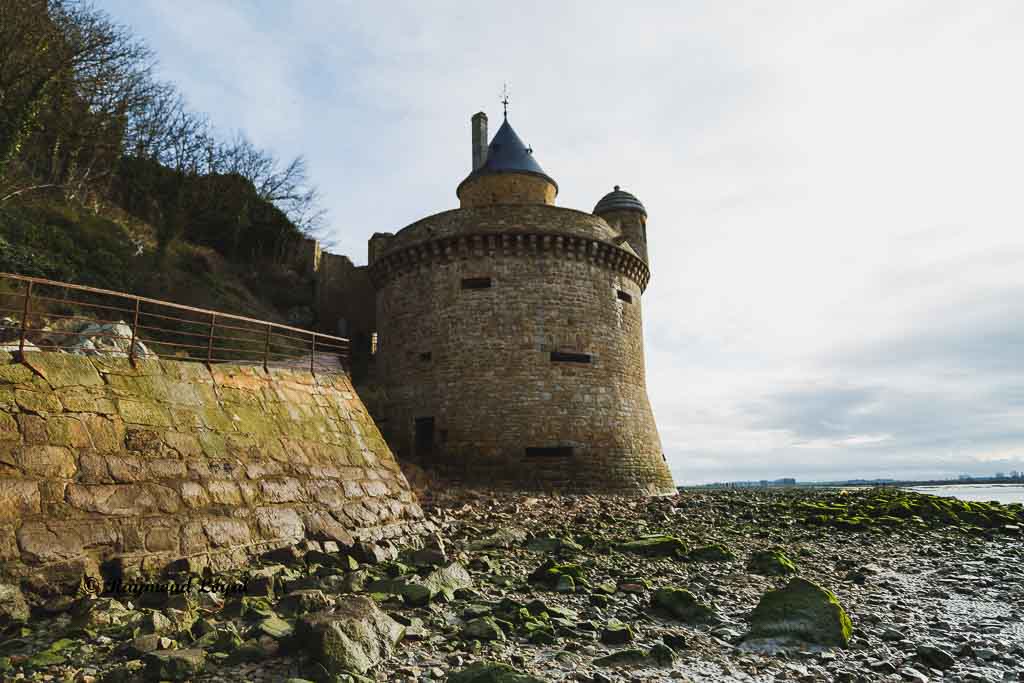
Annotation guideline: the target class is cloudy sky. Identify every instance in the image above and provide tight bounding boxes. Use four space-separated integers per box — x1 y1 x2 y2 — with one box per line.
100 1 1024 484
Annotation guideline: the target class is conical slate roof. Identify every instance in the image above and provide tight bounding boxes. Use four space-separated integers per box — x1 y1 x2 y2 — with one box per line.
594 186 646 217
461 118 558 191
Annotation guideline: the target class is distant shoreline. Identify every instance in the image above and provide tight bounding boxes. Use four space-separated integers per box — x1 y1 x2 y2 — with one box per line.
682 477 1024 490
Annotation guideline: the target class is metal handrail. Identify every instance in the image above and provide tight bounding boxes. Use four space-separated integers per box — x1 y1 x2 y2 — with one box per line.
0 271 349 375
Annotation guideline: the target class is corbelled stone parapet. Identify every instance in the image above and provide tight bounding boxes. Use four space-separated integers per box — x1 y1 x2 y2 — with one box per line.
0 351 424 591
370 231 650 292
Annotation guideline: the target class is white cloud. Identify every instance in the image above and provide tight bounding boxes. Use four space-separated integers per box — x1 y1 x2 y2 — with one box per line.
101 0 1024 483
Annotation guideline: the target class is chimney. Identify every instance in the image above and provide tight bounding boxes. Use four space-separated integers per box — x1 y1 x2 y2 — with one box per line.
471 112 488 171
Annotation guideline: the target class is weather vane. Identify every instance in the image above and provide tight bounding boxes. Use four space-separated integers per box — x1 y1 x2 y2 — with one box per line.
501 82 510 119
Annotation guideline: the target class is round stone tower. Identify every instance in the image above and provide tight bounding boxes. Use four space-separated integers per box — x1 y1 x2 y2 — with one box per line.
367 111 675 495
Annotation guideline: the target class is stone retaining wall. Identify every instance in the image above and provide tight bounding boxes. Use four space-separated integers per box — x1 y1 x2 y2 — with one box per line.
0 351 423 591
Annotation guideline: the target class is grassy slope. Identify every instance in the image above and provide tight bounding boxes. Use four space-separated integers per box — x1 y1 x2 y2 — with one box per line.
0 194 314 327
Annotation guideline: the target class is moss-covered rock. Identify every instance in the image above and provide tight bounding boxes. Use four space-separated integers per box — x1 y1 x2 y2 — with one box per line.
0 584 29 625
527 559 587 589
747 548 797 576
446 661 545 682
746 577 852 646
143 648 207 681
687 543 736 562
600 619 634 644
592 648 650 668
296 596 405 674
461 616 506 641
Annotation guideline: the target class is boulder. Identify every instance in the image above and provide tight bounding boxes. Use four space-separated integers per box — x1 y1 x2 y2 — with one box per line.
600 620 634 644
652 587 719 623
616 534 688 558
745 577 852 646
687 544 735 562
63 321 156 359
143 648 206 681
0 584 30 625
461 616 505 641
422 562 472 600
296 596 404 674
527 559 587 588
447 661 546 682
917 643 956 670
747 548 798 576
279 589 333 615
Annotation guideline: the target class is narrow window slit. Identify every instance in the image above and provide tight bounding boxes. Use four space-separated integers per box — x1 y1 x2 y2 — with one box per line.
550 351 591 363
617 290 633 303
525 446 574 458
461 277 492 290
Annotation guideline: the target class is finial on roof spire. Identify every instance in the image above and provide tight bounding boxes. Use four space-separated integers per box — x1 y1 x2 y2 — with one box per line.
501 82 510 119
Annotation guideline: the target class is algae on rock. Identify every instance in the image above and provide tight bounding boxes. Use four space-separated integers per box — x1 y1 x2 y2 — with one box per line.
747 548 798 576
745 577 853 647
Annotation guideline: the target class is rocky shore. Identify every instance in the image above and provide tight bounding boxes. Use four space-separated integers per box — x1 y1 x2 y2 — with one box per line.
1 486 1022 682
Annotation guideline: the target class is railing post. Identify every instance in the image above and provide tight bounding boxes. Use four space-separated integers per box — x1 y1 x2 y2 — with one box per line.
206 313 216 364
263 324 271 373
310 334 316 375
128 298 141 365
18 281 32 357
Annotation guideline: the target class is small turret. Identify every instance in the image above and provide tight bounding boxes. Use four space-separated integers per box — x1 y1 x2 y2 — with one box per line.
594 185 649 266
456 113 558 208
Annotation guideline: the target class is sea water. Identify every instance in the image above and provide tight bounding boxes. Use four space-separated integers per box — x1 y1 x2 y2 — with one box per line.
905 484 1024 505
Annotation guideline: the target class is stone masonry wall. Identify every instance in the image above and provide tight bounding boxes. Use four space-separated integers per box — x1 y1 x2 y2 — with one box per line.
370 205 675 495
0 351 422 592
457 173 557 208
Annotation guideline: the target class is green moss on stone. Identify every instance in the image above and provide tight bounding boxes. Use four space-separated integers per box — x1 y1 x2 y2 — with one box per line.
15 389 62 414
116 399 172 427
22 352 103 388
687 543 736 562
447 661 546 683
746 577 852 646
747 548 798 576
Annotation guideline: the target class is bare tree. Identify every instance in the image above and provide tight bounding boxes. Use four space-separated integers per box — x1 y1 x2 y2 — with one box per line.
215 133 325 235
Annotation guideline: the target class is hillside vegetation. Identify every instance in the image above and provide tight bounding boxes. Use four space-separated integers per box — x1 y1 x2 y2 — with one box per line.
0 0 326 324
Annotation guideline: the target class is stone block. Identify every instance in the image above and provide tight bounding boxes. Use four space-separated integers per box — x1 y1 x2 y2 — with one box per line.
105 374 171 401
201 517 252 548
178 481 210 508
303 510 355 546
76 450 110 482
205 479 242 505
22 352 103 388
82 414 124 452
15 389 62 414
17 445 76 478
106 455 146 482
0 413 19 442
163 432 201 458
46 416 91 448
260 478 304 503
148 459 187 479
55 387 115 413
117 399 172 427
0 363 35 384
66 483 180 516
0 478 41 520
254 506 304 541
146 525 180 553
124 428 163 455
